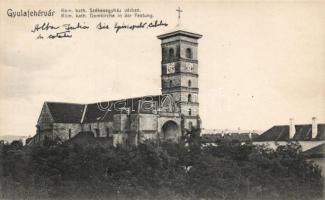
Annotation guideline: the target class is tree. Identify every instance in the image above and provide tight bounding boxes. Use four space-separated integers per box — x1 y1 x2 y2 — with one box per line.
0 137 323 199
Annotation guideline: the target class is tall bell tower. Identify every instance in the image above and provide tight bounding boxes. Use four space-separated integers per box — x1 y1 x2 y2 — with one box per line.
157 21 202 130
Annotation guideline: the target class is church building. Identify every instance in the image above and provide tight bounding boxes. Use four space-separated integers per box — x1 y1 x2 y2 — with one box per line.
30 24 203 146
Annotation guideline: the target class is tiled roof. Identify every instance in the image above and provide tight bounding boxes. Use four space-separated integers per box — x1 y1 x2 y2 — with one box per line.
294 125 312 140
46 102 85 123
83 95 163 123
45 95 172 123
256 124 325 141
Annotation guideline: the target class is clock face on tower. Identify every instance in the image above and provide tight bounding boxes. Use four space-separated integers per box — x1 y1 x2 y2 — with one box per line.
166 62 175 74
185 62 194 72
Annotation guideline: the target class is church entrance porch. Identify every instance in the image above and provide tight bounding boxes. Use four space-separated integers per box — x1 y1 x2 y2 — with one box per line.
162 120 180 141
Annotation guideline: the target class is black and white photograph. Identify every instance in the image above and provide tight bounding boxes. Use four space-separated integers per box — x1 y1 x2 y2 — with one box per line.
0 0 324 199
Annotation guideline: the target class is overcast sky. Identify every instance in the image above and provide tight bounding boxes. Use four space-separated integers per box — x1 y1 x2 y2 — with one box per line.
0 0 325 136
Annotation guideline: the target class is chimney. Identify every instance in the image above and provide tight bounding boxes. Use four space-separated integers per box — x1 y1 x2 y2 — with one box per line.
312 117 318 139
289 118 295 139
249 132 252 140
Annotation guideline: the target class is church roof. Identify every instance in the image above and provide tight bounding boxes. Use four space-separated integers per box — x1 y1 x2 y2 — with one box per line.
45 95 174 124
157 24 202 40
83 95 164 123
255 124 325 141
46 102 85 123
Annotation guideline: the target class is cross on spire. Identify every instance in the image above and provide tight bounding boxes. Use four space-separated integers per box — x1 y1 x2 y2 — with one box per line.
176 7 183 26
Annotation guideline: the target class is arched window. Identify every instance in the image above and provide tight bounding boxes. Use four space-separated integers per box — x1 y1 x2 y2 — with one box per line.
169 80 172 88
186 48 192 59
189 109 192 116
169 48 174 58
188 94 192 102
188 80 192 87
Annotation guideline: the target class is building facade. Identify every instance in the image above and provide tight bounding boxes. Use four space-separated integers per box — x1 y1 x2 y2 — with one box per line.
255 117 325 151
30 27 202 146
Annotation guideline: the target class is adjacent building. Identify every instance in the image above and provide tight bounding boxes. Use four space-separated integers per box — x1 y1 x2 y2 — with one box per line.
255 117 325 151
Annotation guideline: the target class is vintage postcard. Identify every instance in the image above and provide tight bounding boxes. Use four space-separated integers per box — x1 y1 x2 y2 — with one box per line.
0 0 324 199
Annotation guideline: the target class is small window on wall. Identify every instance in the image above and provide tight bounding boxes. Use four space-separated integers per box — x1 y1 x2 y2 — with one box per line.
68 129 71 139
188 80 192 87
186 48 192 59
188 94 192 102
189 108 192 116
169 80 172 88
169 48 174 58
95 129 100 137
106 128 110 137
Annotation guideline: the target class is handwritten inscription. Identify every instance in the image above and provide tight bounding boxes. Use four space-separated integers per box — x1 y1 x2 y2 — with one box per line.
31 20 168 39
48 31 72 39
31 22 59 33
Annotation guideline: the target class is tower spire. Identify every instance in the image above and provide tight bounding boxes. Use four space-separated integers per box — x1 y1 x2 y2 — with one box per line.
176 6 183 26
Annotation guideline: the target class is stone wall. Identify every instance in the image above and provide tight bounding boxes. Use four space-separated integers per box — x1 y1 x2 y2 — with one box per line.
82 122 113 137
139 114 158 131
180 75 198 88
138 114 159 142
113 114 130 133
183 117 198 130
40 130 53 140
161 75 181 89
37 103 54 131
129 114 139 132
161 73 198 89
52 123 83 141
180 103 199 117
